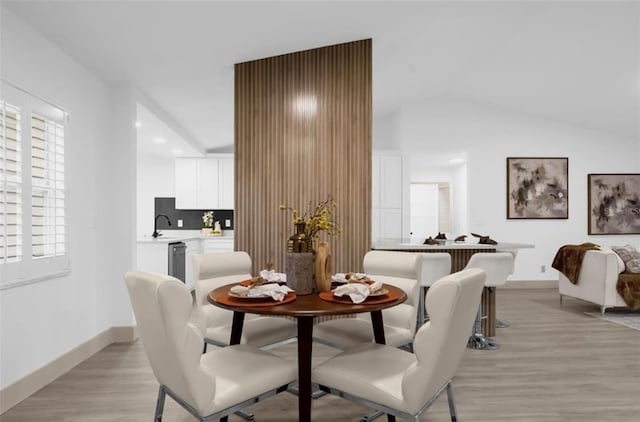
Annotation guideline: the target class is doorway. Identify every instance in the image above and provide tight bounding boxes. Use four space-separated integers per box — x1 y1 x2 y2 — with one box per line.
409 182 451 243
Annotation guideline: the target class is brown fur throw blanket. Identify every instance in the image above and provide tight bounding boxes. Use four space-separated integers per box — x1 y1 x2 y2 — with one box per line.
551 242 600 284
617 273 640 310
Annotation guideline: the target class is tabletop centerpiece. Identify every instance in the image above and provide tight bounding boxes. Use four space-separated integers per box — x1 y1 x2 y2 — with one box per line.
280 196 341 294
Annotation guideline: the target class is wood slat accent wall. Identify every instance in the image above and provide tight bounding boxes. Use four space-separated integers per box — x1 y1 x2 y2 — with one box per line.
235 39 372 275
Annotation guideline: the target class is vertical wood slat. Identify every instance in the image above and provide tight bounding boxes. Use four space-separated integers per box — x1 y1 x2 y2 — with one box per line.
235 39 372 275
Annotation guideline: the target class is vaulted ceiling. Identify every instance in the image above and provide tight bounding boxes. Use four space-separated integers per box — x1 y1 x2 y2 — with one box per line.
4 1 639 152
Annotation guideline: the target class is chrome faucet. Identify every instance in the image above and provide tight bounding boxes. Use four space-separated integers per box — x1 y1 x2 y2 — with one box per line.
152 214 172 238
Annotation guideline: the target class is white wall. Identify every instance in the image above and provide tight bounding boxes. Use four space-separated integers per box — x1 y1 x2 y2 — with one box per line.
373 114 397 149
136 153 176 238
0 10 135 388
393 98 639 280
451 163 468 236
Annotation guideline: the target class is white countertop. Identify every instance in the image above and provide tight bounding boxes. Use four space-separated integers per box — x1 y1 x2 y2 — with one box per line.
372 239 534 251
138 230 234 244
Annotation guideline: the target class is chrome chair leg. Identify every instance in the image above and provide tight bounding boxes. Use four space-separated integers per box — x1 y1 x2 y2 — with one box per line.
154 385 166 422
467 334 500 350
446 382 458 422
235 409 255 421
417 286 426 328
360 410 384 422
287 382 327 399
467 306 500 350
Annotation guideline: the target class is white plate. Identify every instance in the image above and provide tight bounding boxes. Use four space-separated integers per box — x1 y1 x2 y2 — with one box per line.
228 291 278 300
332 273 369 283
368 288 389 297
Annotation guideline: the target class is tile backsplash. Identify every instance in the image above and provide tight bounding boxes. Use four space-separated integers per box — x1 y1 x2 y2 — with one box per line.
154 197 234 230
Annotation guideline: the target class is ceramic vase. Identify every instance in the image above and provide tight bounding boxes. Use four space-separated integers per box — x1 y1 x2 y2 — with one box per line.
285 252 315 295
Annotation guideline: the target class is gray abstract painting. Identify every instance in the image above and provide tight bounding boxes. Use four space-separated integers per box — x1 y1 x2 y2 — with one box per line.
507 157 568 219
588 174 640 235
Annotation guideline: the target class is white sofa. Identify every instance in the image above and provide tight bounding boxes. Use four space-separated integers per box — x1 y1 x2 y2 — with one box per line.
558 248 626 314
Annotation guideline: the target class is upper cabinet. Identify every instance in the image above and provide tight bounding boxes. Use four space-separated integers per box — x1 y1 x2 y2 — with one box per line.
378 154 402 208
175 155 234 209
175 159 199 209
372 152 403 241
218 156 234 209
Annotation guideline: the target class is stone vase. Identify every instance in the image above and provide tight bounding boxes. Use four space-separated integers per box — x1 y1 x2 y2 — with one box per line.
285 252 315 295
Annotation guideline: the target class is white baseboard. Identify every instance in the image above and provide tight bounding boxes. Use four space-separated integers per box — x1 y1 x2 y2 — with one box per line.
502 279 558 289
112 325 139 343
0 325 138 414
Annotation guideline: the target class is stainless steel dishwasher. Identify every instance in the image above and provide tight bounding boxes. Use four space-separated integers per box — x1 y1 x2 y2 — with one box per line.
168 242 186 283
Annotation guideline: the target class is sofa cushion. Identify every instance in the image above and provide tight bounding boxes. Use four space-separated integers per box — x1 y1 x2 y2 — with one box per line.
611 245 640 273
601 246 627 273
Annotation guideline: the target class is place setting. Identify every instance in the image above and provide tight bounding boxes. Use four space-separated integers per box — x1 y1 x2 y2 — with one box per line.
219 267 297 306
319 272 394 304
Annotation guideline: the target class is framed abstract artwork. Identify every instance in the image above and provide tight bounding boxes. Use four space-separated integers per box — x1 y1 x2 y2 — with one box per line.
588 173 640 235
507 157 568 219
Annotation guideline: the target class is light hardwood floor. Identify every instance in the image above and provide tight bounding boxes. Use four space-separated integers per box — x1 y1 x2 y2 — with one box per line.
2 289 639 421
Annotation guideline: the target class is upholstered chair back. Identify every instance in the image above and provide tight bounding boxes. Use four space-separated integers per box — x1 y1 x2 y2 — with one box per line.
402 268 485 413
124 271 215 413
465 252 514 287
419 253 451 287
361 251 421 333
193 252 253 334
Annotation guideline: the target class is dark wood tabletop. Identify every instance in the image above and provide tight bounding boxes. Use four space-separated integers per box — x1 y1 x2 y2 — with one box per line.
207 283 407 317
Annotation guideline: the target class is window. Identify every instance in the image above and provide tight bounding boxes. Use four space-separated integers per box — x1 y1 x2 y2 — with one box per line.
1 102 23 263
31 114 65 259
1 82 68 288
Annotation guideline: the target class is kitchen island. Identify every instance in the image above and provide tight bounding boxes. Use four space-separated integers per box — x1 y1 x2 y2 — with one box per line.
373 239 534 337
372 239 534 272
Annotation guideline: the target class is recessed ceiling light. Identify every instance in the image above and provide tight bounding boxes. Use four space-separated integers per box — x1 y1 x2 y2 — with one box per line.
134 120 142 128
449 158 466 164
293 94 317 117
153 137 167 144
171 148 183 155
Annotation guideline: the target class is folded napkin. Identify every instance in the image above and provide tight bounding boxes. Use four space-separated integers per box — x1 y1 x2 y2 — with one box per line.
331 273 368 283
333 280 383 304
259 270 287 283
230 283 294 301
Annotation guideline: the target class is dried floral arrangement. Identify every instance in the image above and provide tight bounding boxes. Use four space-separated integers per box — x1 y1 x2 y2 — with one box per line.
279 196 341 239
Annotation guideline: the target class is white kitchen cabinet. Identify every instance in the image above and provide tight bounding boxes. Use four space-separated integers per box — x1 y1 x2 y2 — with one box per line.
184 239 202 290
175 155 233 210
137 237 218 291
372 152 403 242
196 159 219 209
372 155 381 209
371 208 380 243
137 242 168 278
202 237 234 253
218 156 234 209
379 154 402 208
174 159 198 209
379 208 402 239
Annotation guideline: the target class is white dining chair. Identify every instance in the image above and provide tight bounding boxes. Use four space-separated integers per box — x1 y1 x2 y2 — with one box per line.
124 271 296 422
193 251 297 350
464 252 514 349
312 268 485 422
313 250 421 350
417 253 451 327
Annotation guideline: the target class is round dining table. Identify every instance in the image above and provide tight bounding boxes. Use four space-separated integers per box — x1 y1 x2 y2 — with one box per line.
208 283 407 422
